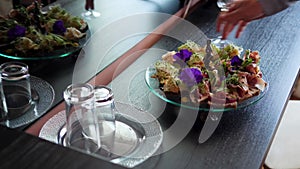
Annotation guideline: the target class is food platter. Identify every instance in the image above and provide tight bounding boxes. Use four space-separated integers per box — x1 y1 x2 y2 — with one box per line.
0 29 90 60
145 40 269 112
0 4 89 60
145 66 268 112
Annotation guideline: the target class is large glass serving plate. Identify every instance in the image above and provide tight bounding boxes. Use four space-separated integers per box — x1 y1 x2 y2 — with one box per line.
0 29 90 60
145 66 269 112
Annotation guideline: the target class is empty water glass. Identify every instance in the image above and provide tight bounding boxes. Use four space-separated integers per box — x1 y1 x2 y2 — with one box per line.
63 83 101 154
0 75 8 126
93 85 116 157
0 62 32 120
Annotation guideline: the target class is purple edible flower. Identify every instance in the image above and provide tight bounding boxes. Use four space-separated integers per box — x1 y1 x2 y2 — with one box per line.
179 68 203 87
230 55 243 66
7 25 26 39
173 49 192 63
53 20 66 35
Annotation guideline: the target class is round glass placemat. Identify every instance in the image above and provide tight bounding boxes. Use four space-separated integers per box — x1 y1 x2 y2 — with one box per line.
5 76 55 128
39 102 163 168
145 66 269 112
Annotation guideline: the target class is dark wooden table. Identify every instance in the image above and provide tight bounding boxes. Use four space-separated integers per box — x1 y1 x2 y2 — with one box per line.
1 0 300 169
107 2 300 169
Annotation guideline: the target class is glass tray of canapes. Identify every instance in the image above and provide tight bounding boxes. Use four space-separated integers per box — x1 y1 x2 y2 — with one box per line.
0 3 90 60
145 40 268 112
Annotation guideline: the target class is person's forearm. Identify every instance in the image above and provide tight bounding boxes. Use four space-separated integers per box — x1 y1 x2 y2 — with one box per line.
258 0 298 16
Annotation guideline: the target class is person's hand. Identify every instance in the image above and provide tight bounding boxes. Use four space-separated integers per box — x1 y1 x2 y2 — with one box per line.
216 0 265 39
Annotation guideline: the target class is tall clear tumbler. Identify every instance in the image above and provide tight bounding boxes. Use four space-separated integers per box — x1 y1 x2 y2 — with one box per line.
63 83 101 154
0 62 32 121
0 75 8 126
93 86 116 157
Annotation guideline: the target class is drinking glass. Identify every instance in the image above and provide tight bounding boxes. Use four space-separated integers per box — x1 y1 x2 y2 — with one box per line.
210 36 232 49
212 0 233 48
0 62 32 120
217 0 231 12
0 75 8 126
63 83 101 154
93 85 116 158
81 0 100 19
